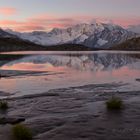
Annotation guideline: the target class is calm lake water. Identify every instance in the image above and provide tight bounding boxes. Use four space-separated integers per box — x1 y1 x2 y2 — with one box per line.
0 51 140 97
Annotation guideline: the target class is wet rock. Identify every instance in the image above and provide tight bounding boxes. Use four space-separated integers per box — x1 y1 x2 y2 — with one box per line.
0 117 25 125
0 91 14 96
136 79 140 82
0 91 9 96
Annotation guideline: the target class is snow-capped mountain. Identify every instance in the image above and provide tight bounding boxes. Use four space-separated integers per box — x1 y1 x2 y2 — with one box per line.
5 22 137 48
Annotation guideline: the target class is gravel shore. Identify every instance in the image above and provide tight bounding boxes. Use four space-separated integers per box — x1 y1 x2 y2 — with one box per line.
0 83 140 140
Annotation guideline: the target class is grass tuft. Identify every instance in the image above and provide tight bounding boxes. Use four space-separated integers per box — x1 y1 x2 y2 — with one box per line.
12 124 32 140
0 100 8 110
106 97 123 110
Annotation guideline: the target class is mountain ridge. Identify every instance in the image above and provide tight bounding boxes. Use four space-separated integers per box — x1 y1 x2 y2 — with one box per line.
5 22 137 48
109 37 140 51
0 22 139 52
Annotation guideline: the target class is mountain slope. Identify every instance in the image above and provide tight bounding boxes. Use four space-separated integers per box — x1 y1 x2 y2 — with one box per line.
109 37 140 51
84 23 137 48
0 28 17 38
0 37 47 52
6 22 137 49
0 37 93 52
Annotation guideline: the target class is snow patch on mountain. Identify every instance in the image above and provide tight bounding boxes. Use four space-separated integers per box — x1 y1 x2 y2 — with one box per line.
97 39 108 46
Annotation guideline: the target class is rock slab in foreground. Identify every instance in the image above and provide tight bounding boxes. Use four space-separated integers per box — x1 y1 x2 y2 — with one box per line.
0 117 25 125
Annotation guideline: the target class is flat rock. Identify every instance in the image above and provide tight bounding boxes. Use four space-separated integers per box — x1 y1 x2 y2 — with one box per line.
0 91 13 96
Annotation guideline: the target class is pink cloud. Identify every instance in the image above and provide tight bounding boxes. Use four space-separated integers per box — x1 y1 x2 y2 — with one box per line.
112 18 140 28
0 13 140 32
15 25 46 32
0 20 21 25
0 14 83 31
0 7 17 16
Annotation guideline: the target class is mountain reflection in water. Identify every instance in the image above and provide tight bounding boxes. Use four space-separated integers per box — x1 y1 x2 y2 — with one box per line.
0 51 140 97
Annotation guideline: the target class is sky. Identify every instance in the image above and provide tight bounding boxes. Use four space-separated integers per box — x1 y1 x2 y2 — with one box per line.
0 0 140 32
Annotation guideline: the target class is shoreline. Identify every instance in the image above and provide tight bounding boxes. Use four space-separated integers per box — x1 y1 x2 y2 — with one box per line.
0 83 140 140
2 83 140 100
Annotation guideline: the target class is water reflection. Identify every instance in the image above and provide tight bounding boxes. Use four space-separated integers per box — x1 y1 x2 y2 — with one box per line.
0 53 140 72
0 51 140 96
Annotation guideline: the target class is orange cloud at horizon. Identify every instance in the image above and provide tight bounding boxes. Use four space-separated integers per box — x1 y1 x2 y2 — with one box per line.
0 7 17 16
0 14 139 32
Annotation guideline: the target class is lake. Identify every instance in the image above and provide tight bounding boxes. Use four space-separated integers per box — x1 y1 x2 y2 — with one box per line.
0 51 140 97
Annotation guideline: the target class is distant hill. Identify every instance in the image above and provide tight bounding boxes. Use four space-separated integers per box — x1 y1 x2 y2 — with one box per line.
0 37 46 52
40 44 95 51
0 37 94 52
109 37 140 51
